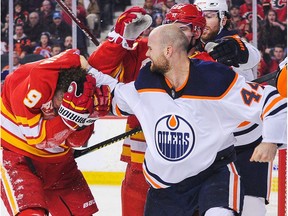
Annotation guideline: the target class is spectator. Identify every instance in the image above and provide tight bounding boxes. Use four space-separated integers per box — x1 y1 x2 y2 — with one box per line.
152 11 164 28
242 16 262 45
61 0 87 26
61 0 89 57
86 0 101 38
258 52 278 77
143 0 160 15
39 0 55 31
239 0 265 21
14 1 29 26
1 51 21 83
33 32 52 58
1 41 8 55
13 24 32 59
1 13 9 43
50 44 62 56
259 9 286 53
162 0 177 15
48 11 71 46
63 35 73 50
272 44 286 65
262 0 287 25
229 5 247 37
24 11 45 48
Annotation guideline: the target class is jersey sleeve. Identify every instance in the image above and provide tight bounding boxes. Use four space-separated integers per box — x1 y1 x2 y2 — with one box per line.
238 41 261 71
111 82 138 117
88 40 128 74
220 75 287 144
88 38 149 83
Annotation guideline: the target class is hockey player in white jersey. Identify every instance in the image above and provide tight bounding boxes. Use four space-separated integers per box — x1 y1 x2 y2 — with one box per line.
90 24 286 216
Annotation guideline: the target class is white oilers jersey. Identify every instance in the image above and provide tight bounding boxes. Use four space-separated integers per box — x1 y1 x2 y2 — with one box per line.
91 59 287 188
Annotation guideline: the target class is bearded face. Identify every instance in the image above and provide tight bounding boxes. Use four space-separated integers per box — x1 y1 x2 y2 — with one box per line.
150 53 170 75
201 11 221 43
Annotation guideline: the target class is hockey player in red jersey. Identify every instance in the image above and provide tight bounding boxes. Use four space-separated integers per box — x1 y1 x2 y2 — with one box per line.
1 49 111 216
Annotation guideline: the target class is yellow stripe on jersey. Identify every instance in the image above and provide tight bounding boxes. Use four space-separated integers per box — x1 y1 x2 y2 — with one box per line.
14 113 41 127
1 99 17 122
25 120 47 145
111 63 125 81
121 144 131 157
131 151 145 164
2 101 47 145
1 128 68 158
1 164 19 215
188 51 200 59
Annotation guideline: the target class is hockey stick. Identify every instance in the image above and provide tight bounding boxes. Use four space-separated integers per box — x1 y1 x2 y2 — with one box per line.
55 0 100 46
74 126 142 158
252 70 277 84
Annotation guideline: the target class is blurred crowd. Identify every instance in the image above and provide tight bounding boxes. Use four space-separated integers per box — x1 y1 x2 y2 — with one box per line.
1 0 130 81
1 0 287 82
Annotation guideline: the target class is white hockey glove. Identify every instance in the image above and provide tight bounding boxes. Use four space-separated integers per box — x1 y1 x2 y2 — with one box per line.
108 6 152 50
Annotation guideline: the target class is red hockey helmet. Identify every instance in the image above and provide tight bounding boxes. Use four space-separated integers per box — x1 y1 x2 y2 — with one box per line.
164 4 206 32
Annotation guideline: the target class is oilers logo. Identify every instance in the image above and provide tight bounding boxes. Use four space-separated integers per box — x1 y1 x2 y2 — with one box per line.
155 114 195 161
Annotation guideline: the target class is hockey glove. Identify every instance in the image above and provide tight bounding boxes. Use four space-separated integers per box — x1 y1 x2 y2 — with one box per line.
205 35 249 67
108 6 152 50
58 75 95 130
90 85 111 118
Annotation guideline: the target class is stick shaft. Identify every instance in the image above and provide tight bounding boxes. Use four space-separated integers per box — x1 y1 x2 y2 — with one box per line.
252 71 277 83
74 127 142 158
55 0 100 46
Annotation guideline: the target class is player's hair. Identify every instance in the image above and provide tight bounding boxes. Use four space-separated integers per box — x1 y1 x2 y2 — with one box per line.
56 66 88 95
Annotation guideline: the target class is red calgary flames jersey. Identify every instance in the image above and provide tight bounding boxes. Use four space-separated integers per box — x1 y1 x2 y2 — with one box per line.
1 49 83 162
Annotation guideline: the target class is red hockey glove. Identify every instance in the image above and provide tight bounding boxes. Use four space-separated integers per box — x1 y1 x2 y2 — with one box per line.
205 35 249 67
108 6 152 49
58 75 95 130
89 85 111 118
